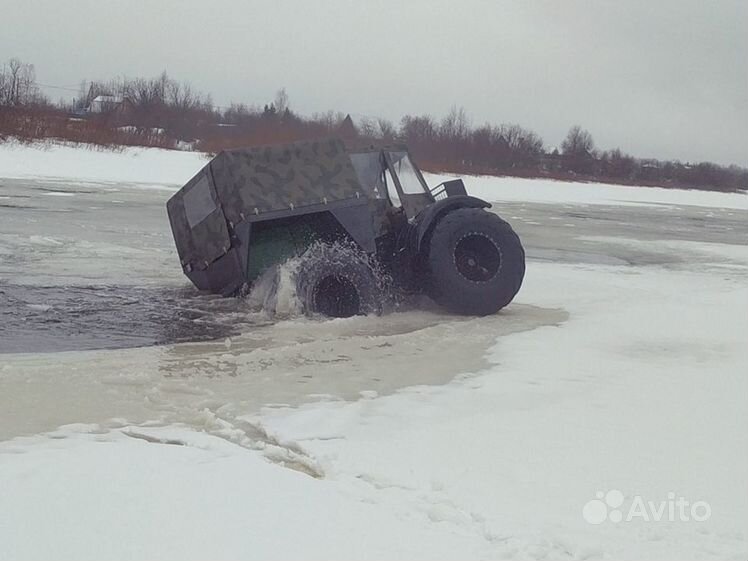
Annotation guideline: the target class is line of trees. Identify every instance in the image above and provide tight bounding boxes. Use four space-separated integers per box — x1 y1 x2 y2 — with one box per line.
0 57 745 193
397 108 545 173
0 58 46 107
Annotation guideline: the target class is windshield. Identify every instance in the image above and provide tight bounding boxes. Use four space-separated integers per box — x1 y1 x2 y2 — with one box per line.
387 151 428 195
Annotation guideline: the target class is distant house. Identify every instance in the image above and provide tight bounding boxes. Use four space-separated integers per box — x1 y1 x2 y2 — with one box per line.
87 95 133 119
338 114 357 141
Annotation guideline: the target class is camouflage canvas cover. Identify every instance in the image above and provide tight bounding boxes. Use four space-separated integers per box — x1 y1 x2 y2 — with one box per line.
211 137 363 223
167 138 365 276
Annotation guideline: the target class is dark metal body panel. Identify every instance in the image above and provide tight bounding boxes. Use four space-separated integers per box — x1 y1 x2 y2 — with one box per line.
330 202 377 253
184 247 245 295
166 168 232 271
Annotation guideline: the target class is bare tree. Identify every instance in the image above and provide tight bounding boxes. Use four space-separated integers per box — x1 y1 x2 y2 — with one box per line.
0 71 6 106
312 110 345 130
561 125 595 157
167 80 198 110
128 77 161 108
400 114 437 144
357 116 378 138
440 105 470 140
6 58 23 105
376 118 396 140
0 58 40 106
501 124 543 165
274 88 289 115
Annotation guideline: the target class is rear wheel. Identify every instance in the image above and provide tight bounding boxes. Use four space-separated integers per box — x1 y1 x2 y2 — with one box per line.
295 244 381 317
427 208 525 315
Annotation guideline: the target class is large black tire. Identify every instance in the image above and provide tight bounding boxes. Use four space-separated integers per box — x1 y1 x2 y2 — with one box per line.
426 208 525 315
295 243 381 318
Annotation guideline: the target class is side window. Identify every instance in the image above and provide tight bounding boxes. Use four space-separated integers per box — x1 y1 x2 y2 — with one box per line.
349 152 386 199
183 174 216 228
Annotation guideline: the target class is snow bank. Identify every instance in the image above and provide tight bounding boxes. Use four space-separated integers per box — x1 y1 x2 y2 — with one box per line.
1 140 747 209
0 140 207 186
0 424 483 561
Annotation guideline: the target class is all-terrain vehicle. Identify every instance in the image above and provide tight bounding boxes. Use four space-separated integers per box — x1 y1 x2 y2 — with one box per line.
167 138 525 317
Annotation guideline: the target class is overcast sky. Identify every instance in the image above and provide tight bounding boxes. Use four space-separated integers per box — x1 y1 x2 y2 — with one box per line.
3 0 746 165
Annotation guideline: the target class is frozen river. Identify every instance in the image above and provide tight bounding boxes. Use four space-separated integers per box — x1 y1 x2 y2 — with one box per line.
1 176 746 441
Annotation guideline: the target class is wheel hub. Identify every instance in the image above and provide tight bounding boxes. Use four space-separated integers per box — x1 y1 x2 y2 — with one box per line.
454 234 501 282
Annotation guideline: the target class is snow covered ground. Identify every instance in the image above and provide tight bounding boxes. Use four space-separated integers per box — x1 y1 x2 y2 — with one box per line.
1 142 747 560
0 139 207 187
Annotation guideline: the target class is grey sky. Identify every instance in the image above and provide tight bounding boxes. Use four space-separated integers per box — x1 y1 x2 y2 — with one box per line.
2 0 746 165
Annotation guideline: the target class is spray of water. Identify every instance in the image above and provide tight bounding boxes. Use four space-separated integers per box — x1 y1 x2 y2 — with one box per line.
243 258 303 317
242 240 395 318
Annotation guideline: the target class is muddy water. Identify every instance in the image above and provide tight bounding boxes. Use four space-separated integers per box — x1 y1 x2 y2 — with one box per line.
0 303 567 440
0 284 252 353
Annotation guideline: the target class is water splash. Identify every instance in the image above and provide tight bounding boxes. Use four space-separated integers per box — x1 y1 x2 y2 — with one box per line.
243 240 395 318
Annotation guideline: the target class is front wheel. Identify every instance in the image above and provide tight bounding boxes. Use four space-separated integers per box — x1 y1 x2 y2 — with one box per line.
426 208 525 315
